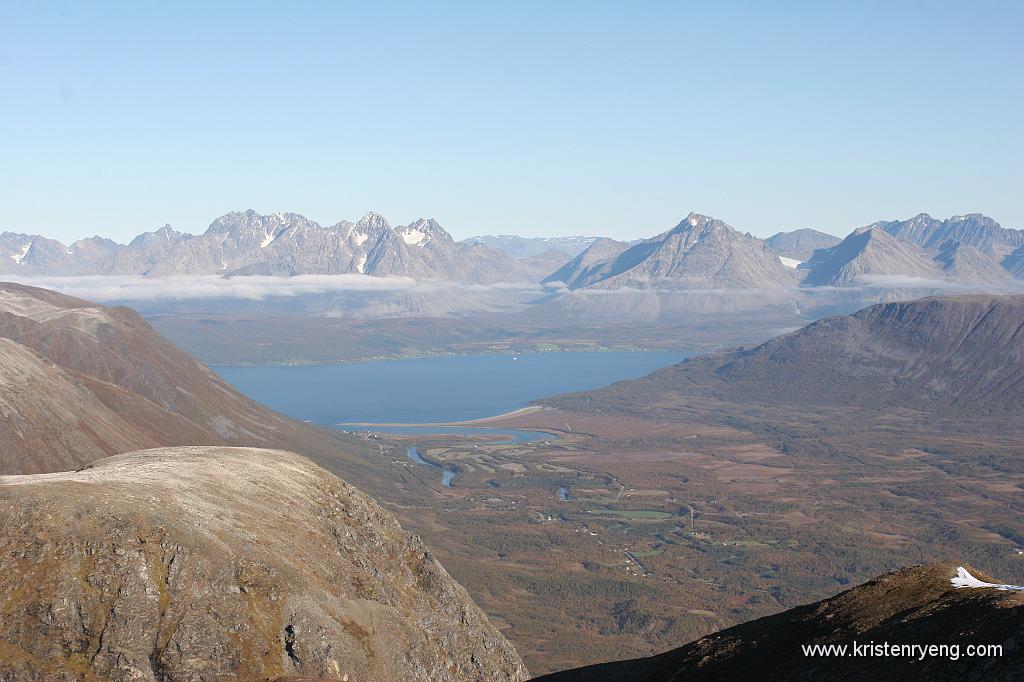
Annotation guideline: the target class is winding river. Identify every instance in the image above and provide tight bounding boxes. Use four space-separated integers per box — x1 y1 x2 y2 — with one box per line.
403 427 557 487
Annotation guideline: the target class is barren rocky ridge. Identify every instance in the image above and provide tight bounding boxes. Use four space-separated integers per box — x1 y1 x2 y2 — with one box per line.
0 447 528 681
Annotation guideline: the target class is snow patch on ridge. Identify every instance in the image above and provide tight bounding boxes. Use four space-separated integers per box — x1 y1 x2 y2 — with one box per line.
779 256 803 269
11 243 31 265
951 567 1024 591
402 229 427 246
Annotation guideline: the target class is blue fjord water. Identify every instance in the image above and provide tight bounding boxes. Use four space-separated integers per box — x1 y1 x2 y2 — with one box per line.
214 351 689 427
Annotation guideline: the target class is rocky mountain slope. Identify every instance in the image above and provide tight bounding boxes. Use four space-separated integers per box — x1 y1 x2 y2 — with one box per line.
0 446 528 681
546 294 1024 414
556 213 796 291
537 562 1022 681
801 227 945 287
764 228 841 261
0 337 156 474
0 281 367 474
803 226 1018 288
542 237 631 289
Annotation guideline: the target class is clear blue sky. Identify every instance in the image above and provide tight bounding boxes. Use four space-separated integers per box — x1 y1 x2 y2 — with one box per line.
1 1 1021 243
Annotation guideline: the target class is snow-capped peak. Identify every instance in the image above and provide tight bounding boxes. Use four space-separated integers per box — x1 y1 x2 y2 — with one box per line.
398 218 451 246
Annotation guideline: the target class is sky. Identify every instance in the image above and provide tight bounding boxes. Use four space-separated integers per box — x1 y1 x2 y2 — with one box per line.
0 1 1021 243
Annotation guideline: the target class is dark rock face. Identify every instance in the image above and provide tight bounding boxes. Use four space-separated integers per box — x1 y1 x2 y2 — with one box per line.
0 447 529 681
536 563 1023 681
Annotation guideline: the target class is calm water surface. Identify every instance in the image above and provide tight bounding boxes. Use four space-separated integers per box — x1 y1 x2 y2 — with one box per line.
214 351 690 426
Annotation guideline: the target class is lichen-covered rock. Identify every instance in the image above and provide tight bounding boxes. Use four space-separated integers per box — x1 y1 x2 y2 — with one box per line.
0 447 528 681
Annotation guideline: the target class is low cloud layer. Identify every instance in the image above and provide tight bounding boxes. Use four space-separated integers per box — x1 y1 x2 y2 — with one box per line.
2 274 542 302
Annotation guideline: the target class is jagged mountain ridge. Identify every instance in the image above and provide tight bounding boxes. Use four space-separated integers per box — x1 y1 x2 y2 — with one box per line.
551 212 1024 292
0 446 528 681
873 212 1024 261
537 562 1023 681
0 210 536 284
803 226 1017 288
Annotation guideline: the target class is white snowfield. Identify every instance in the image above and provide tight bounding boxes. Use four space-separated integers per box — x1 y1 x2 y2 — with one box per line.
951 566 1024 591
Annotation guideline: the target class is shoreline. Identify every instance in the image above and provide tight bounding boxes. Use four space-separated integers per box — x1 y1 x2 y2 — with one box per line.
336 405 546 430
206 347 693 368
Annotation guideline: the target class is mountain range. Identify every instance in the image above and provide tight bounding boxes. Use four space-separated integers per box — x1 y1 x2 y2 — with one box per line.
0 211 544 285
4 212 1022 298
552 212 1024 294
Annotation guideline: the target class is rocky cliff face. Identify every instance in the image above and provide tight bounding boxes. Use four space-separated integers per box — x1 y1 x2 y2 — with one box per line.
537 562 1023 681
0 447 529 681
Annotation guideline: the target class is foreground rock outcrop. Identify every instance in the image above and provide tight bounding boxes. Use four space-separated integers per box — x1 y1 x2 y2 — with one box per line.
0 447 528 681
538 562 1023 681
